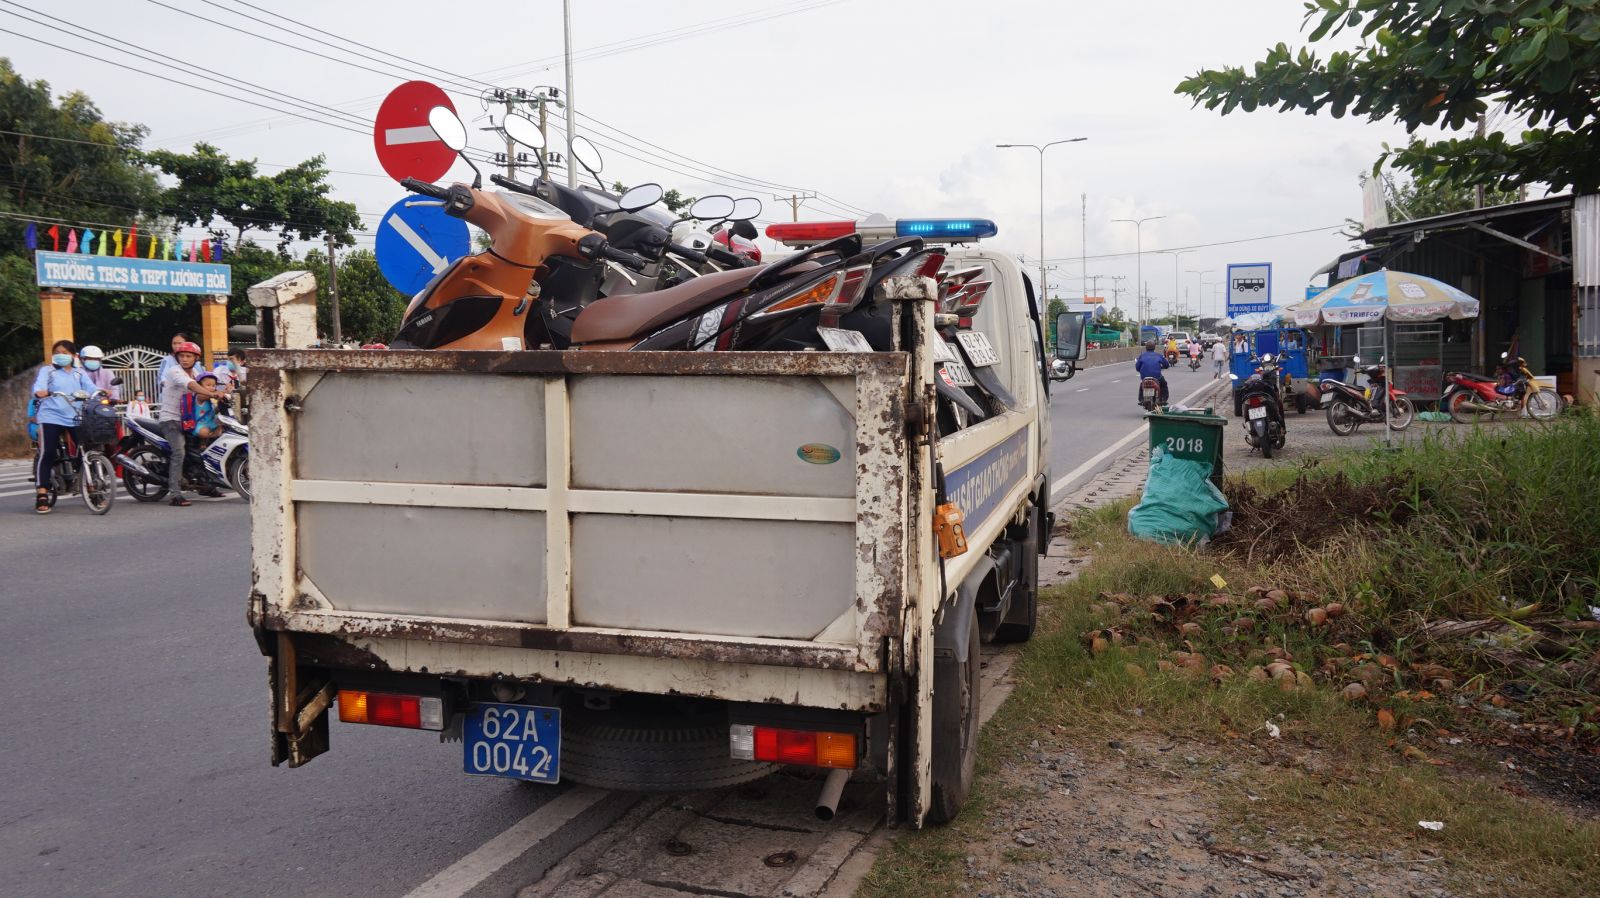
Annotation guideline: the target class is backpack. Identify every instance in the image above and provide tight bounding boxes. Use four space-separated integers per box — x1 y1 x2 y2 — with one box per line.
179 392 200 432
26 397 39 443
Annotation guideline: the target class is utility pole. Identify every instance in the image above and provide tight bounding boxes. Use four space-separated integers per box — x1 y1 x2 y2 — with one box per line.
1081 193 1087 300
325 233 341 346
778 193 817 221
563 0 577 188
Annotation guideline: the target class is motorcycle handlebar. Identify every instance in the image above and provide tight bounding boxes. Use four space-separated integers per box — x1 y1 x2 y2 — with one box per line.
706 246 744 266
489 173 541 196
400 177 448 199
601 244 648 270
666 242 708 264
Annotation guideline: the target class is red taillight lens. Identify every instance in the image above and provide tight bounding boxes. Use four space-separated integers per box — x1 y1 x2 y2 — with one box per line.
765 221 856 242
916 251 947 279
1247 396 1265 408
831 265 871 307
752 271 844 318
731 724 857 769
337 690 445 730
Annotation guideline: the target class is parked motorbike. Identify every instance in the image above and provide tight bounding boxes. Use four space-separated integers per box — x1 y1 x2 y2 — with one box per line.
1320 355 1413 435
1441 352 1561 423
1232 354 1287 458
117 413 247 502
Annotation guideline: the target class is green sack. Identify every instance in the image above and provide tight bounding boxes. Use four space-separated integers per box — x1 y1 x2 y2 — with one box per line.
1128 447 1230 545
1418 410 1451 422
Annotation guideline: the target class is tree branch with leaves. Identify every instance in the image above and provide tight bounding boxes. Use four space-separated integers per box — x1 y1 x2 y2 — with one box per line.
1175 0 1600 193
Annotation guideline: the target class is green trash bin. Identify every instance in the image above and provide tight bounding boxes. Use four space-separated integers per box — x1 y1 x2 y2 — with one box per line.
1145 406 1226 491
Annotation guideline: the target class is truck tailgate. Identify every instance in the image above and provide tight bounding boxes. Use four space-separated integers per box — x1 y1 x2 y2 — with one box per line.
247 350 913 702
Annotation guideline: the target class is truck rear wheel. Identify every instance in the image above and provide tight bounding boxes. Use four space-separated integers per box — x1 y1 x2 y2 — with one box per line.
559 706 776 792
993 508 1040 644
928 606 980 823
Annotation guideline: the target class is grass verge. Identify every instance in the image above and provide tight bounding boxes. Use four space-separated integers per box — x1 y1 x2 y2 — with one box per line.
861 418 1600 898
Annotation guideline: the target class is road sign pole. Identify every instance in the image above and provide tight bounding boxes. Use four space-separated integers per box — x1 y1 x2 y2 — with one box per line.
563 0 577 188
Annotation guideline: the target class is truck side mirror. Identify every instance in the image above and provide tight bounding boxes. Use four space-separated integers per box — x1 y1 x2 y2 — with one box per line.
1054 311 1089 362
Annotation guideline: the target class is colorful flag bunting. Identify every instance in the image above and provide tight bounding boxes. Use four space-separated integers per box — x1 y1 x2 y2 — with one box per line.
125 226 139 258
66 229 79 254
25 222 37 250
188 241 198 263
212 237 224 261
147 231 158 258
100 229 111 255
82 229 96 254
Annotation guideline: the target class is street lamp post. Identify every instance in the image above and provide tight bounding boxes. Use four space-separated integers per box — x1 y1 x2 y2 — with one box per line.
1187 268 1214 332
1113 215 1164 338
1162 249 1195 332
996 138 1088 307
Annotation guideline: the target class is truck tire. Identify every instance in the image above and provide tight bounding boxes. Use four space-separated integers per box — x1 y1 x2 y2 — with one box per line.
927 605 980 823
559 707 776 792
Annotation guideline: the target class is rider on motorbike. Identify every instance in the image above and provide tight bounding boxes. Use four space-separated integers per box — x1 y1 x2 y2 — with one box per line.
1134 340 1171 405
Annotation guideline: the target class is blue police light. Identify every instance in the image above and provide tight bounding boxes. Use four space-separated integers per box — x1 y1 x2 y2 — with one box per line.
894 218 999 240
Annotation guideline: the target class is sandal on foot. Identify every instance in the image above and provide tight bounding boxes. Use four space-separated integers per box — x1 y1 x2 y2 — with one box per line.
169 496 192 507
35 491 51 514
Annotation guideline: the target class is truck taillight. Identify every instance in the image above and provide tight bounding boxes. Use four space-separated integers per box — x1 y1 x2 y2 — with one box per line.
337 690 445 731
729 724 857 769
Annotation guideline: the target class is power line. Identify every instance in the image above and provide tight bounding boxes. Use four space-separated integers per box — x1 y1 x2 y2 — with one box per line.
0 4 373 134
1048 224 1348 263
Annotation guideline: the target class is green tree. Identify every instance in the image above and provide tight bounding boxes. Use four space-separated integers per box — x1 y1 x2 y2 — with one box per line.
0 58 165 372
1045 297 1068 343
305 248 409 344
611 181 695 214
1175 1 1600 193
143 143 363 251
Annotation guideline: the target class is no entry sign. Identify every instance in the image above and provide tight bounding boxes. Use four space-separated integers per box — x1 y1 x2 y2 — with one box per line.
374 81 458 184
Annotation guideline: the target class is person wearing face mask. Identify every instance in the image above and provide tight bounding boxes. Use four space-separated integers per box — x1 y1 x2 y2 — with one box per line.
78 345 120 401
30 340 98 514
125 388 152 419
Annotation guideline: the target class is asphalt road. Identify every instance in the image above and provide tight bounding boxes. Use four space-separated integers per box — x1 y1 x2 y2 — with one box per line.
0 362 1223 898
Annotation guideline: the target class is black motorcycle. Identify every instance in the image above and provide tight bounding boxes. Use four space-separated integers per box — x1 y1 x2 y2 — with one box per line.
1320 356 1414 435
1232 354 1287 458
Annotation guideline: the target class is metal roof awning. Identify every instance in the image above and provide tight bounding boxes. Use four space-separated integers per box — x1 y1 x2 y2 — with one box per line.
1360 194 1574 252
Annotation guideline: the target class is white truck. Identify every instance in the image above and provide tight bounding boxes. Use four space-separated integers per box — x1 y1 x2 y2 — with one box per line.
245 219 1083 825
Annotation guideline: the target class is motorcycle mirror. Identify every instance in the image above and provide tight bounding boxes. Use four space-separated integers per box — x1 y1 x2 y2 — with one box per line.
689 194 736 221
427 106 469 152
570 136 603 175
729 197 762 222
618 182 664 213
731 219 759 240
502 114 545 150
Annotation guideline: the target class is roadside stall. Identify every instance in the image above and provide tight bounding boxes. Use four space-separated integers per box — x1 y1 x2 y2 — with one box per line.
1220 309 1316 413
1291 269 1481 420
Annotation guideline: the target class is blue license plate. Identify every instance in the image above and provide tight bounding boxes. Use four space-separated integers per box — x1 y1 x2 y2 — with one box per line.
463 703 561 783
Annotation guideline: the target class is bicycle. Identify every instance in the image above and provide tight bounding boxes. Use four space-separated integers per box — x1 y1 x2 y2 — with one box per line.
33 390 117 515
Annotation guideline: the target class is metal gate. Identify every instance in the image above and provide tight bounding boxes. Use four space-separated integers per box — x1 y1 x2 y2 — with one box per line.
104 345 165 403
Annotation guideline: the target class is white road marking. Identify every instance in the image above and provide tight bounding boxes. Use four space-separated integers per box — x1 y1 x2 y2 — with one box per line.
386 214 450 274
384 125 438 146
1110 379 1121 384
401 786 609 898
1049 377 1221 505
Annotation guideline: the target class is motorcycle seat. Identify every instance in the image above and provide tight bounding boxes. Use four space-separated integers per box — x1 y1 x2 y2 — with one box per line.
127 415 161 430
570 265 768 344
1454 372 1496 383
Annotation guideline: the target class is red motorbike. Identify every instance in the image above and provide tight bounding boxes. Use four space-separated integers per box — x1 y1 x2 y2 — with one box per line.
1320 358 1412 435
1442 353 1560 423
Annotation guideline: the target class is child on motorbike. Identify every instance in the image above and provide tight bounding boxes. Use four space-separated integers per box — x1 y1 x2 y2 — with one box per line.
188 372 223 443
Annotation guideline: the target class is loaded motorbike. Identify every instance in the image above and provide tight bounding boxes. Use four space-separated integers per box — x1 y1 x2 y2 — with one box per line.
1320 355 1413 435
1441 352 1561 423
1232 354 1287 458
118 412 249 502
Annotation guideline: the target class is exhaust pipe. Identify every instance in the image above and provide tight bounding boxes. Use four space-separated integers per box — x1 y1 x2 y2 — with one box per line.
114 453 157 480
814 768 850 821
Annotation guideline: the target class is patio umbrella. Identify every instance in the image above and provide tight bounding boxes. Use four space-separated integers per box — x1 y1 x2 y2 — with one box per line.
1290 269 1480 326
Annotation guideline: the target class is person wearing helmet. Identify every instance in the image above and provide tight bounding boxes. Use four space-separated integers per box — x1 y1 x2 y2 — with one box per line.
1133 339 1170 404
78 345 120 401
157 341 229 507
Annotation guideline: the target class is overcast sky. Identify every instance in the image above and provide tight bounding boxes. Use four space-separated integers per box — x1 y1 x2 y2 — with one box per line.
6 0 1441 320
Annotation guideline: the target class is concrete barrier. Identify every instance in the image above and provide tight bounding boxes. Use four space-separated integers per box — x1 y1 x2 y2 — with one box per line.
1081 346 1140 369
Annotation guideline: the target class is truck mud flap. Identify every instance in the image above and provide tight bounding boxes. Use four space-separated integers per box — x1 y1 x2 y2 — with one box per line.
269 633 333 768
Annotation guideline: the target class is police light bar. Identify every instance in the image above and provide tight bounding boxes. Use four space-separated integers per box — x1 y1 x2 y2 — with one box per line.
767 217 998 246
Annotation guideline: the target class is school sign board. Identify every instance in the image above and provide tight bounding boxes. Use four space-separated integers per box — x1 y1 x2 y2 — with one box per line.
1226 262 1271 315
35 251 232 296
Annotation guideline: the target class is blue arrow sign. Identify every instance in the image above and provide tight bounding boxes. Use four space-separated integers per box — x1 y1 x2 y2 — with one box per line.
375 195 472 296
